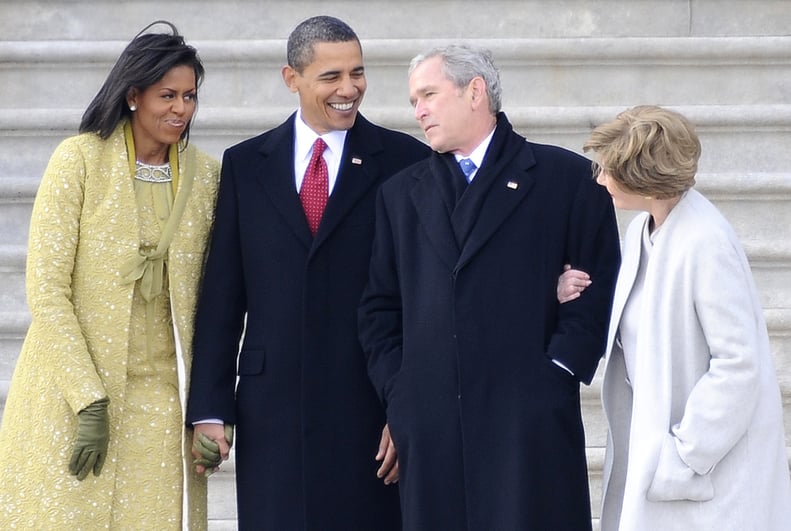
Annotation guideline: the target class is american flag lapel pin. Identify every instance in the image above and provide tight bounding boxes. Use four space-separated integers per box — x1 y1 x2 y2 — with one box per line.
352 157 362 165
506 180 519 190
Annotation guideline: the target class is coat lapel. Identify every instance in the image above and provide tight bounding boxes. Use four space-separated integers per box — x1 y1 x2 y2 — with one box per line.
409 115 538 273
311 116 382 252
410 157 461 271
604 212 648 358
454 129 536 272
256 117 313 250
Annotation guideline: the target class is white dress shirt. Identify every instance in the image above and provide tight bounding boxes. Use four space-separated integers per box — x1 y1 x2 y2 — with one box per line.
293 108 348 195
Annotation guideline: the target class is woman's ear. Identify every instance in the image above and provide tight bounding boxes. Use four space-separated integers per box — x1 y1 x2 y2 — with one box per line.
126 88 138 111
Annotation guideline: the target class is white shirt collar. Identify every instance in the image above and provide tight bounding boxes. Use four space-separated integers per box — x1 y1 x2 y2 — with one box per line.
454 127 495 180
294 109 347 164
293 109 348 194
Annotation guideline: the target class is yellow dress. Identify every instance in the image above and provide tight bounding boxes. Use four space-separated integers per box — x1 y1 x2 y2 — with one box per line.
111 167 183 528
0 122 220 529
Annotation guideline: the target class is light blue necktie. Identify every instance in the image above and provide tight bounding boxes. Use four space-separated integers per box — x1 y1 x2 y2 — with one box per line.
459 158 477 182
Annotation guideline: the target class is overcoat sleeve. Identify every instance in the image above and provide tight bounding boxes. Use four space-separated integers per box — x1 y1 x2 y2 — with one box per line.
185 151 247 424
548 170 621 384
358 185 403 405
27 138 107 413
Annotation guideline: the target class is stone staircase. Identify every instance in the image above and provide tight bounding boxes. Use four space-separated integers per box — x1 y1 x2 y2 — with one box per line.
2 1 790 529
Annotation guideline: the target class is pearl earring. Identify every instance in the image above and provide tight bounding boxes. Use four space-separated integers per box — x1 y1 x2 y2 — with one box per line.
129 105 137 111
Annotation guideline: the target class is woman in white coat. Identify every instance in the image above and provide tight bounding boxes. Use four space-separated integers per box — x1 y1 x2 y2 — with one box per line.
562 105 791 530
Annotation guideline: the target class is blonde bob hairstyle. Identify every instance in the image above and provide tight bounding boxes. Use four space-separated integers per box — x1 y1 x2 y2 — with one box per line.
583 105 701 199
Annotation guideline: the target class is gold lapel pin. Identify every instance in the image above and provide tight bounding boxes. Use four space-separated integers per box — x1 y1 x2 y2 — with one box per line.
352 157 362 165
507 181 519 190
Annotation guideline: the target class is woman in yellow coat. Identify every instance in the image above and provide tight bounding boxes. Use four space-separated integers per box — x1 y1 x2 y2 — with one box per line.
0 21 220 529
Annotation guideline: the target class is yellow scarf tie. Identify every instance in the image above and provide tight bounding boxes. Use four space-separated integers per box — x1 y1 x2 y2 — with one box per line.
119 121 193 301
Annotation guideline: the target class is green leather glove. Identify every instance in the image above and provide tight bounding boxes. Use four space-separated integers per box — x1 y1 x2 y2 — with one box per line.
192 424 234 470
69 397 110 481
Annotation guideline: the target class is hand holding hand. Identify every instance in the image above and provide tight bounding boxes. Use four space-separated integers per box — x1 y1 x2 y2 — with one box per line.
557 264 592 303
69 397 110 481
192 423 233 476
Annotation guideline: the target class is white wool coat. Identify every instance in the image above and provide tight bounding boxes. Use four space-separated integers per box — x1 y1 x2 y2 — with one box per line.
600 189 791 530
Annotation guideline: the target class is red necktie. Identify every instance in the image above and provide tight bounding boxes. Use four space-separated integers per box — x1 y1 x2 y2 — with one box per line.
300 138 328 236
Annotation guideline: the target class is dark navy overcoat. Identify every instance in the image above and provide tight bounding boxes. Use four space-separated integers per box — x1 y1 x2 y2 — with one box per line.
186 113 429 530
359 113 621 530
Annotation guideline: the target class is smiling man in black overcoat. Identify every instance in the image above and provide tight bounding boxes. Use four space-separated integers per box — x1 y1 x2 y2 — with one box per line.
186 16 430 530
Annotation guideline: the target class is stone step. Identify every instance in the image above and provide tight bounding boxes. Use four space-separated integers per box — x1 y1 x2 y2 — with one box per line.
3 112 789 260
2 103 790 177
2 309 790 396
206 450 237 527
2 1 790 40
2 37 790 112
21 226 788 273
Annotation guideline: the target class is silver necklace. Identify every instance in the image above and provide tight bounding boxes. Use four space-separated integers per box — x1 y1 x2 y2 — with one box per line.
135 160 172 183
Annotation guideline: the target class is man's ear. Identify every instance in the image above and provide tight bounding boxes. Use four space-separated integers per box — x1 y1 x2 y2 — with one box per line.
468 76 487 110
282 65 299 93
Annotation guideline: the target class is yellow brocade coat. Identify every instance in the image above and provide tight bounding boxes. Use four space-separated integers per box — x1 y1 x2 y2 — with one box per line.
0 122 220 529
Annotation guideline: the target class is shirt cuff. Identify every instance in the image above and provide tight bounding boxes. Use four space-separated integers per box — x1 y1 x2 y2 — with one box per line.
193 418 224 425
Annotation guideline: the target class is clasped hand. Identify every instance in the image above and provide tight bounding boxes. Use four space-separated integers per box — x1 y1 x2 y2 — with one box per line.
192 423 234 476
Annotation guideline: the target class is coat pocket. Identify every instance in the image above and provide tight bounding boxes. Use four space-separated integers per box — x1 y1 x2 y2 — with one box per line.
237 348 265 376
647 432 714 502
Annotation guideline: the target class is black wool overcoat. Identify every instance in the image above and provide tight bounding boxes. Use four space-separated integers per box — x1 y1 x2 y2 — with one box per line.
359 113 621 530
186 113 430 530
